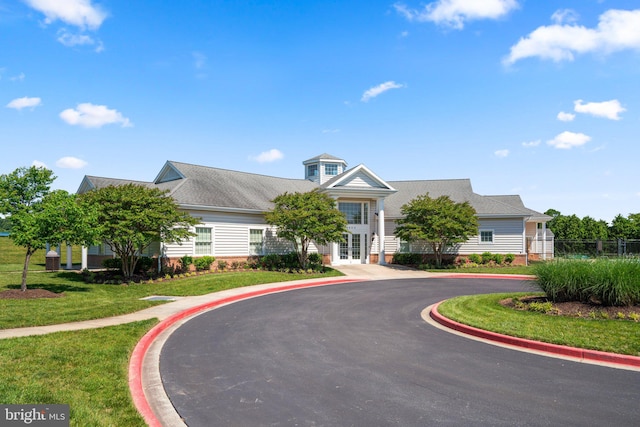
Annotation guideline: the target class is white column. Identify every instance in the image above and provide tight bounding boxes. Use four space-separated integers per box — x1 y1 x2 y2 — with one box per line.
542 222 547 261
81 246 88 270
378 198 386 265
66 245 73 269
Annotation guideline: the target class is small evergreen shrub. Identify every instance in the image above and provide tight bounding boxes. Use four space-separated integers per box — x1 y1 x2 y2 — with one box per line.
468 253 482 264
504 253 515 264
481 252 493 265
492 253 504 265
179 255 193 272
392 253 423 266
193 256 215 271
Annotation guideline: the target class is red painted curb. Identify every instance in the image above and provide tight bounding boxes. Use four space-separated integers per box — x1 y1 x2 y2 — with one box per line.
128 278 362 426
430 301 640 369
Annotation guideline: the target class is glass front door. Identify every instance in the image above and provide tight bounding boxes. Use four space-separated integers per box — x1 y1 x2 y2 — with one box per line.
338 233 364 264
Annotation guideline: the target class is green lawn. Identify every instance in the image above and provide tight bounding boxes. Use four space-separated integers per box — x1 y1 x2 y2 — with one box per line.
438 293 640 356
0 321 155 427
0 269 343 329
0 236 82 272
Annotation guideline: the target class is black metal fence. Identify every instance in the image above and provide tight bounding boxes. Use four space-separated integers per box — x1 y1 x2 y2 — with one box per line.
554 239 640 258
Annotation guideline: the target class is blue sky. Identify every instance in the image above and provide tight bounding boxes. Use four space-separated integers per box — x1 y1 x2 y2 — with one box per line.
2 0 639 223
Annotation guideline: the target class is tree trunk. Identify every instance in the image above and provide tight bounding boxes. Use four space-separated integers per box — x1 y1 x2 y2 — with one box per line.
21 249 33 292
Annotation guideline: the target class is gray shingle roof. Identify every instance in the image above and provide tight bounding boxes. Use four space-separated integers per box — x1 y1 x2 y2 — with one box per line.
78 160 548 219
164 161 317 211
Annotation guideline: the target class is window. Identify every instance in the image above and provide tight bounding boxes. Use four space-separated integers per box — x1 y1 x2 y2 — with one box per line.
324 163 338 175
399 240 410 253
195 227 212 255
307 164 318 177
480 230 494 243
339 202 363 224
249 229 264 255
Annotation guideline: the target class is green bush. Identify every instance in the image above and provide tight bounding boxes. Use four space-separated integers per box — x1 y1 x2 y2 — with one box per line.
102 258 121 270
193 256 215 271
481 252 493 265
216 260 227 271
392 253 423 266
468 253 482 264
504 253 515 264
179 255 193 272
534 259 640 306
492 253 504 265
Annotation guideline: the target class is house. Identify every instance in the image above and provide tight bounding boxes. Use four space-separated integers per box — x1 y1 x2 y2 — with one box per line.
76 153 553 269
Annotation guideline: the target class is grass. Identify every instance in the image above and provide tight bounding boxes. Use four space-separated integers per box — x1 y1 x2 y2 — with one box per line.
0 236 82 272
425 264 535 275
0 320 155 427
438 293 640 356
0 269 343 329
534 258 640 306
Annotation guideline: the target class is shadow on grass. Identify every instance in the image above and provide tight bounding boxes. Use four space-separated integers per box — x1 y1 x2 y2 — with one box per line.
6 283 91 293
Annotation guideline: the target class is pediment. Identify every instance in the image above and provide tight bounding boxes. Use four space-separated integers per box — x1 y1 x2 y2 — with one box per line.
324 164 393 190
154 161 185 184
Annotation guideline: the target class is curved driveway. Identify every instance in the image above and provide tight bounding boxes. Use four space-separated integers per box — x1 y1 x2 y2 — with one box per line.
160 277 640 426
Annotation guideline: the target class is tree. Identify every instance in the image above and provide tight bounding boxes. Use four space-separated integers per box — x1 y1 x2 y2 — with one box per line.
79 184 200 279
394 193 478 267
0 167 97 291
265 190 348 269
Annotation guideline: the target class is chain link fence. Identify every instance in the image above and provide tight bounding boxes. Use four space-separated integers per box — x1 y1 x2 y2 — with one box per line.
554 239 640 258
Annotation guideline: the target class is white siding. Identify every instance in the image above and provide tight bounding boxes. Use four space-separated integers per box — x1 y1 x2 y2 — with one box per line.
336 171 384 189
383 217 526 255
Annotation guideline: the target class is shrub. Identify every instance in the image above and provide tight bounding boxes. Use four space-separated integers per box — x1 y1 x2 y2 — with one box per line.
468 253 481 264
492 253 504 265
392 253 423 266
193 256 215 271
481 252 493 265
217 260 227 271
504 253 515 264
102 258 122 270
179 255 193 272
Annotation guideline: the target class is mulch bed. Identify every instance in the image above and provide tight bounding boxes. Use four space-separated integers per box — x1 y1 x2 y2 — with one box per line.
501 295 640 320
0 289 64 300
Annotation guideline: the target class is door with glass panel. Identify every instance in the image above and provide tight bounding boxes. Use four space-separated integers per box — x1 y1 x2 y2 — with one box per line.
337 201 369 264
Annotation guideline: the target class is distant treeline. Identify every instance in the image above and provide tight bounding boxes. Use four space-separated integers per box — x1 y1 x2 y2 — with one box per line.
545 209 640 240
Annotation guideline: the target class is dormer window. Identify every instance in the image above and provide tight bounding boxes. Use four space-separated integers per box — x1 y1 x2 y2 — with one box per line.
325 163 338 176
307 164 318 177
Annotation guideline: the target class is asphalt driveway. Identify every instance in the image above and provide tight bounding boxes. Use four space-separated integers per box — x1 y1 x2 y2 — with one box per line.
160 277 640 426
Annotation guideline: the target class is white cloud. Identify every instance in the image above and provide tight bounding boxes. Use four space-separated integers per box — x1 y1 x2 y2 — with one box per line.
193 52 206 69
10 72 25 82
56 156 88 169
547 131 591 149
494 149 509 158
24 0 107 30
6 96 42 110
504 9 640 65
57 28 95 47
522 139 540 148
394 0 519 30
32 160 48 169
557 111 575 122
59 103 132 128
574 99 625 120
361 81 405 102
250 149 284 163
551 9 579 25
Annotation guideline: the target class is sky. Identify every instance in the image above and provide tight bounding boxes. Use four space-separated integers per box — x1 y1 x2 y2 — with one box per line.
2 0 639 224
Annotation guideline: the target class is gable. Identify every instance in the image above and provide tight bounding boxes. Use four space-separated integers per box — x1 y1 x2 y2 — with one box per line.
154 161 185 184
334 170 388 189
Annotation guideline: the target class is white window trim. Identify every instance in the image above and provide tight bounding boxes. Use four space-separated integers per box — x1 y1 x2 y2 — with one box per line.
249 227 266 256
195 226 214 255
480 229 494 244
